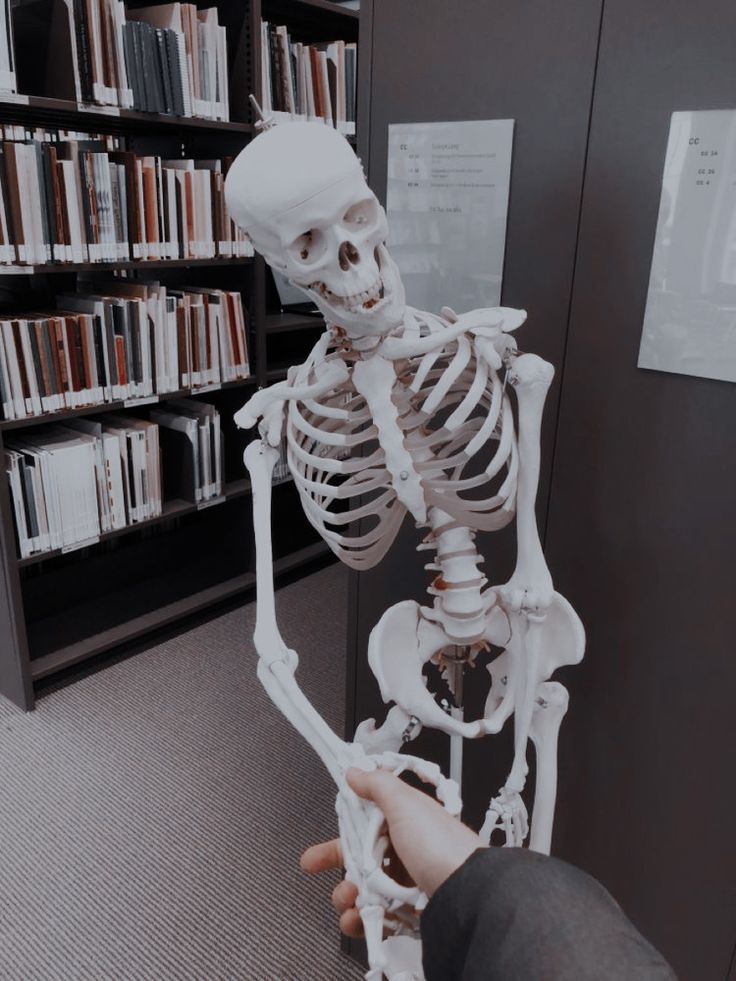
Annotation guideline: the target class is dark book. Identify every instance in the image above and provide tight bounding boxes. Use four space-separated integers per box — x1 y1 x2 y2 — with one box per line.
9 321 30 409
89 313 107 392
72 0 94 102
122 23 143 111
141 22 165 114
65 316 83 395
101 302 118 388
19 456 39 539
126 299 142 386
2 143 25 259
346 46 355 123
52 317 70 397
39 318 62 400
155 422 197 502
24 320 44 399
131 21 151 112
35 144 57 261
164 28 185 116
155 28 174 115
268 24 281 112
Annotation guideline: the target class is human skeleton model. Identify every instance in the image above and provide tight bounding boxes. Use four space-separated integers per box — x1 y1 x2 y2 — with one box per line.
224 120 585 981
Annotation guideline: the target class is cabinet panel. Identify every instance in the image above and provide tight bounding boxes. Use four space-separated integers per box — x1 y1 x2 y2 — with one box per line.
545 1 736 977
348 0 603 813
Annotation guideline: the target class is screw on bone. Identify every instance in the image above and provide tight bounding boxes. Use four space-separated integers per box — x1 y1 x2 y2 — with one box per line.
401 715 421 744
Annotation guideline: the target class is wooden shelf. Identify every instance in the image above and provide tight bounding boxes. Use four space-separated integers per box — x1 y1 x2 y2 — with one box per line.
29 539 331 682
0 94 252 135
0 377 256 432
264 312 325 334
17 477 254 569
261 0 359 41
262 0 359 21
0 256 253 276
0 0 358 709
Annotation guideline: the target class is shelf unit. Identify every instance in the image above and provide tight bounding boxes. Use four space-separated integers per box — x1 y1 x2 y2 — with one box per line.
0 0 360 710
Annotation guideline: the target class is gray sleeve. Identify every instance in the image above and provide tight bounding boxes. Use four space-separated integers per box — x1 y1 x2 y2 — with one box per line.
420 847 676 981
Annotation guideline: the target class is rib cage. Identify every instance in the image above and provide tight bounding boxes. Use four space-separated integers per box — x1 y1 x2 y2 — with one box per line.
286 311 518 570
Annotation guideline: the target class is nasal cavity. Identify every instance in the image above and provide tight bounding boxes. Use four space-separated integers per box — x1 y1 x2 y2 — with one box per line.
338 242 360 270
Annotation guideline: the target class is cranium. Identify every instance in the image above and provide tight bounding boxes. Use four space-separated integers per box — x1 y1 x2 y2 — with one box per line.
224 121 406 337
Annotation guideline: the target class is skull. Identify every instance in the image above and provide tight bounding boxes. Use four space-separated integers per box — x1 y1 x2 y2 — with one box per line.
225 121 406 337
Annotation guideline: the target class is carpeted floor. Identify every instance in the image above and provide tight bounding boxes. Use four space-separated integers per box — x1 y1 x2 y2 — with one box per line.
0 563 363 981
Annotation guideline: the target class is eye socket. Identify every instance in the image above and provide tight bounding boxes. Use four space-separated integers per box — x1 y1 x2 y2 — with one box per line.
342 199 379 227
288 229 326 265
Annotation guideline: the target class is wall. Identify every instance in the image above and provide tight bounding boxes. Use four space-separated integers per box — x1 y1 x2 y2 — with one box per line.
348 1 736 977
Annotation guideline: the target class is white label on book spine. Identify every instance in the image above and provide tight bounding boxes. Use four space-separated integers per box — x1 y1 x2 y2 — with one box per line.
123 395 159 407
79 103 121 117
197 495 225 510
61 535 100 554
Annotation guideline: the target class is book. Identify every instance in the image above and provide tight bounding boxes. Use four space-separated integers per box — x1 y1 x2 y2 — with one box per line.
0 287 249 420
0 130 251 267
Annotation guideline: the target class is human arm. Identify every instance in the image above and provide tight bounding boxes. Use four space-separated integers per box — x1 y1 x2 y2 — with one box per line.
302 768 676 981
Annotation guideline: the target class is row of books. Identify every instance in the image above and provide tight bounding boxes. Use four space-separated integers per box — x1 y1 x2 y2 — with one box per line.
5 416 294 558
6 397 225 558
6 416 162 557
0 285 250 422
2 0 229 121
260 23 356 135
153 398 222 506
0 134 251 266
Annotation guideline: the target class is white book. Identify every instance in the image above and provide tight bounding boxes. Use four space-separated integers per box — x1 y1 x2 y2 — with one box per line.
0 321 20 417
11 441 58 550
62 419 109 531
102 431 126 529
133 159 146 259
5 451 29 556
261 21 271 114
0 321 14 419
101 421 132 523
0 173 15 262
112 0 134 108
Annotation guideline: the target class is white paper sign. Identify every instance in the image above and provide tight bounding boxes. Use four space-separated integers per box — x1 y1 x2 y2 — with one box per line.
638 109 736 383
386 119 514 314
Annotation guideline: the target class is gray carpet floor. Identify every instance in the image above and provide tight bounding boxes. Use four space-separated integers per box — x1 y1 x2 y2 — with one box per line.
0 563 364 981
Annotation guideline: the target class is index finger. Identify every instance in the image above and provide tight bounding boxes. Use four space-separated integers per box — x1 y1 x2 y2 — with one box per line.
300 839 343 874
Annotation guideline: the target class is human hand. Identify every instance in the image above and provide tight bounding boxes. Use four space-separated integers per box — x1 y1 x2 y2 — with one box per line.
300 766 483 937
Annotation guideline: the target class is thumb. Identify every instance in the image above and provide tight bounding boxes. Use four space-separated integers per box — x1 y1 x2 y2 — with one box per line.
346 767 406 819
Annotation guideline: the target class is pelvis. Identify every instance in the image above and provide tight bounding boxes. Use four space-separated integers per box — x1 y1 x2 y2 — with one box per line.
355 592 584 752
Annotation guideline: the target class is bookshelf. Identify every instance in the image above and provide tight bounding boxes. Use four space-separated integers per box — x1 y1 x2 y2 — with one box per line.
0 0 360 710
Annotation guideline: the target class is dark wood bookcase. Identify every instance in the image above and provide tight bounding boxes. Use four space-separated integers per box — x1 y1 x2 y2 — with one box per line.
0 0 359 710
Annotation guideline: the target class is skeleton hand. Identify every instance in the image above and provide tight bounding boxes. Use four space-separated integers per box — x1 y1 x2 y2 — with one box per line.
302 766 481 938
479 787 529 847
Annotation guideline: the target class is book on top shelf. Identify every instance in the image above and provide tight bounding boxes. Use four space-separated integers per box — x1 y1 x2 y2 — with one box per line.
8 0 228 119
260 21 356 135
0 127 252 268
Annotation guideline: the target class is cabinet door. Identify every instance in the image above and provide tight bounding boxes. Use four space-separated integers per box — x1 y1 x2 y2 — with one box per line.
545 2 736 977
347 0 602 817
